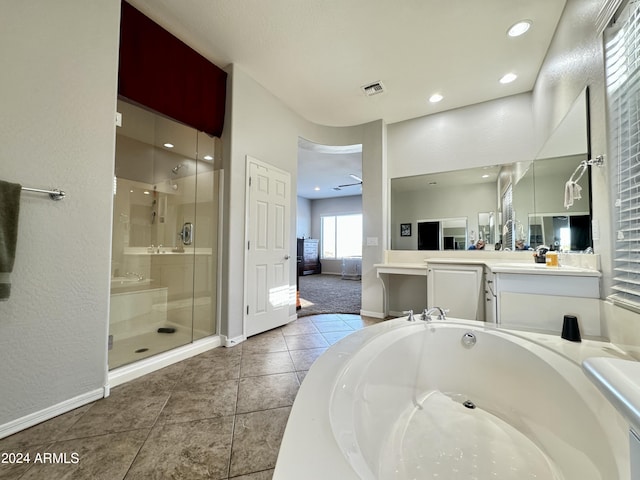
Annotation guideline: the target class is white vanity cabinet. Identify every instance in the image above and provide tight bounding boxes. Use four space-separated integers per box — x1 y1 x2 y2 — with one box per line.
427 263 485 321
375 253 601 326
491 267 601 336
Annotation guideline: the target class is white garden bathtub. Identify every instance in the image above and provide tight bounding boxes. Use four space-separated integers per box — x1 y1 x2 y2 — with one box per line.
274 318 632 479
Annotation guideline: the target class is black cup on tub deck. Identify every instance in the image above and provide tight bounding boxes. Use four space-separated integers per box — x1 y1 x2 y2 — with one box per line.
561 315 581 342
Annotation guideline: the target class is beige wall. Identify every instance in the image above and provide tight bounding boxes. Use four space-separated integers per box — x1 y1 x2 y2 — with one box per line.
387 92 537 179
297 197 312 239
0 0 121 429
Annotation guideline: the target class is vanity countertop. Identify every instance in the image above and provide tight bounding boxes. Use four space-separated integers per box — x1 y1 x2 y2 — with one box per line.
373 262 428 276
424 258 601 277
583 357 640 434
484 262 601 277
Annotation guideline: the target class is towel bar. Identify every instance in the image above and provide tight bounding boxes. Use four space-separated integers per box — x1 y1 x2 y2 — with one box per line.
21 187 65 201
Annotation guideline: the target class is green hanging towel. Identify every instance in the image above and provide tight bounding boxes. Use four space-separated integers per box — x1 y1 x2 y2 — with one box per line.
0 180 22 300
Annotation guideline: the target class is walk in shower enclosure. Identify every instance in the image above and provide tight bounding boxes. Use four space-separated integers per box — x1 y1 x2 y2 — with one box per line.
109 100 221 369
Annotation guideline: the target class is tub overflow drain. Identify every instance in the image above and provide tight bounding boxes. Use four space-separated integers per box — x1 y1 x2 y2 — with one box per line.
461 332 477 348
463 400 476 409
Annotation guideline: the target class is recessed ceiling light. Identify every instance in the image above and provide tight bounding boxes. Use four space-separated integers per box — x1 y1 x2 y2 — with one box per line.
507 20 532 37
429 93 444 103
163 143 174 148
482 174 490 178
143 190 150 195
314 186 320 191
500 73 518 84
203 155 213 161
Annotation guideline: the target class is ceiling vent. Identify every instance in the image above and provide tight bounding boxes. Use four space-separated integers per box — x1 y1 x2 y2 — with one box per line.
361 81 385 97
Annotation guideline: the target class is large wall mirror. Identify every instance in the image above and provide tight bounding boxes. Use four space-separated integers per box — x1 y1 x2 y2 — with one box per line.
391 88 591 252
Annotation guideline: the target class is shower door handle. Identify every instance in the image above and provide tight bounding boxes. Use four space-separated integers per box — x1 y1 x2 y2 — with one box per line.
179 222 194 245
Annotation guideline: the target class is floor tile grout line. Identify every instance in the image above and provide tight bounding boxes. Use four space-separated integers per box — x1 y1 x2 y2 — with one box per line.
120 393 173 480
239 370 300 379
118 430 152 480
228 405 294 478
54 427 151 446
226 409 237 479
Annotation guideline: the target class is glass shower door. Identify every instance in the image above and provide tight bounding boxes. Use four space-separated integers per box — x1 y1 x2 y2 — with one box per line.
109 100 217 369
193 131 220 341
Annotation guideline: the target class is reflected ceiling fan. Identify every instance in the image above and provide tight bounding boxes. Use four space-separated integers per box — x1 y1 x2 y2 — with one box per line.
335 174 363 190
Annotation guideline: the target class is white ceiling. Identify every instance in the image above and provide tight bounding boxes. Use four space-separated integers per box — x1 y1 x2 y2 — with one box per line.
297 138 363 199
126 0 567 198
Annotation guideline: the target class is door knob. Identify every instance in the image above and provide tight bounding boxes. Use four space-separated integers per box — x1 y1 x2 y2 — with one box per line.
284 254 291 260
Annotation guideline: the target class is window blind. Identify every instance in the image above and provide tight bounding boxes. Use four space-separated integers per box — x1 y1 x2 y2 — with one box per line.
608 0 640 310
502 185 514 249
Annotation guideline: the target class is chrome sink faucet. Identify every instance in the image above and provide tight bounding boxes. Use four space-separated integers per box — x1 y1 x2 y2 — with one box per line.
403 310 415 322
421 307 447 321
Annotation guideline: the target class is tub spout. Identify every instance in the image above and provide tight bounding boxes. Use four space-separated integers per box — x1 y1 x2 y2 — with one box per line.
422 307 447 321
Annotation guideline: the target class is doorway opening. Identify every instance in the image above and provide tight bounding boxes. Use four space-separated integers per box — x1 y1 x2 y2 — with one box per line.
296 137 363 316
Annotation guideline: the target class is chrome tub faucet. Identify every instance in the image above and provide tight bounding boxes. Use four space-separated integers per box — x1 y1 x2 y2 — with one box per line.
421 307 447 321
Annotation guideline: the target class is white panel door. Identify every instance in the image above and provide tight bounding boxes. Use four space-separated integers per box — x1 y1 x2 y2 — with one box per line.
245 156 291 337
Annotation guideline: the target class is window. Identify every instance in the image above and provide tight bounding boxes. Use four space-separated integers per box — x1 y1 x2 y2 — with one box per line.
608 0 640 310
501 185 514 249
321 214 362 259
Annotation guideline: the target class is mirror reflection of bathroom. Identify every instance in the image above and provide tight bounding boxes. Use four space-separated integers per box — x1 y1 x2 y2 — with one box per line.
477 212 494 245
109 99 222 368
417 217 468 250
390 88 590 252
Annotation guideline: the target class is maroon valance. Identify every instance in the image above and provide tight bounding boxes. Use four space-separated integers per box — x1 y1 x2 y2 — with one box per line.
118 2 227 137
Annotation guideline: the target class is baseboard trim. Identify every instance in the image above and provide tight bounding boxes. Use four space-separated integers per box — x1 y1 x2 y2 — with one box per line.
222 334 246 348
108 335 222 389
360 309 385 319
0 388 104 440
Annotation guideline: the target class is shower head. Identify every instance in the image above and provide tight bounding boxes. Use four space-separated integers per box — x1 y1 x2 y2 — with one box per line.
171 164 184 174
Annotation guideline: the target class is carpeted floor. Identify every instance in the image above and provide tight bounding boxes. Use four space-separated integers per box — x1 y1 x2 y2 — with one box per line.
298 273 361 316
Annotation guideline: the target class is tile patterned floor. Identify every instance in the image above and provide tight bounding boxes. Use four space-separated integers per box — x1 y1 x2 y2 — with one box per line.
0 314 382 480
